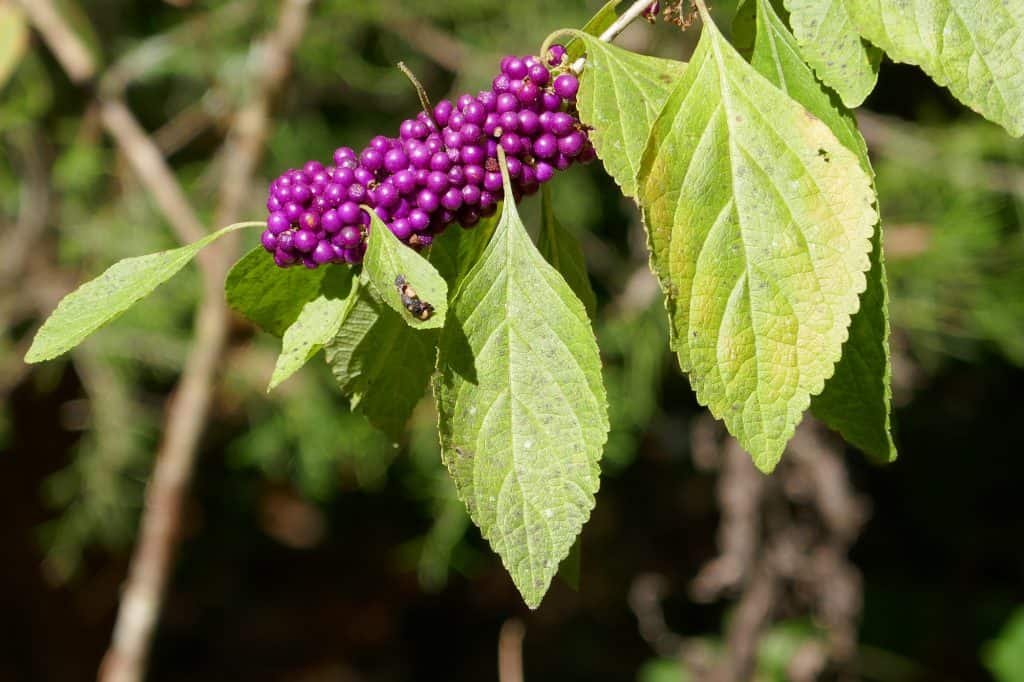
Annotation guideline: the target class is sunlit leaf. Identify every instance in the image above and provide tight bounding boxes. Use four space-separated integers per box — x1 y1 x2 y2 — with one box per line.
26 221 262 363
567 31 686 197
324 279 438 437
226 246 327 337
363 208 448 329
751 0 895 461
434 154 608 607
637 7 876 470
268 267 357 391
782 0 882 107
845 0 1024 137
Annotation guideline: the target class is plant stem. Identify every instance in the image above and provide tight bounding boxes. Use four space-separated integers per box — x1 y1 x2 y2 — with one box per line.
570 0 658 72
599 0 657 42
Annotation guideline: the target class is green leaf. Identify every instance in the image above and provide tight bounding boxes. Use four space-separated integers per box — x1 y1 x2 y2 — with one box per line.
732 0 758 59
985 607 1024 682
25 221 262 364
226 247 327 337
362 208 448 329
567 0 624 61
324 278 438 437
637 7 877 471
751 0 895 461
782 0 882 107
0 1 28 92
845 0 1024 137
428 213 499 292
434 154 609 608
538 185 597 319
569 31 687 197
268 267 357 391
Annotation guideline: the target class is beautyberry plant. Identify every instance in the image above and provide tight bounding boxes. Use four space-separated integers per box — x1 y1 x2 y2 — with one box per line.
25 0 1024 607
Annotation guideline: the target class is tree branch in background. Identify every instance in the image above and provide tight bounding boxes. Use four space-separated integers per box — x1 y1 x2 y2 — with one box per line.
639 417 869 681
15 0 311 680
497 619 526 682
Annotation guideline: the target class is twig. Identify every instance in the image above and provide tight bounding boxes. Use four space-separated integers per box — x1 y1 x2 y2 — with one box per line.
498 619 526 682
385 9 467 73
600 0 659 42
101 3 311 681
569 0 661 72
12 0 95 82
18 1 310 680
98 99 208 247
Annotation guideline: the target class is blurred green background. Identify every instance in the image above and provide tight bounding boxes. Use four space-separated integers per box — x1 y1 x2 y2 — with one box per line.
1 0 1023 680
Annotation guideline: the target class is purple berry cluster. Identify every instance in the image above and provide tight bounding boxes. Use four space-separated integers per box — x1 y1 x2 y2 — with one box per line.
261 44 595 268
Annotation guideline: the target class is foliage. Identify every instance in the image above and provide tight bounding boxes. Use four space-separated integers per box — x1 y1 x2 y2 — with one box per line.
13 0 1024 612
985 607 1024 682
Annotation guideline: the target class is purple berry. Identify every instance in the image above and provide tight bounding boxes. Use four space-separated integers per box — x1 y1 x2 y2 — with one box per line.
533 133 557 159
460 145 485 166
430 152 452 172
464 100 487 125
360 147 384 171
528 64 550 86
518 110 540 135
464 164 485 186
483 172 503 192
558 131 586 158
283 202 303 222
274 249 297 267
547 44 567 66
338 225 362 248
498 132 521 155
393 169 416 195
492 74 511 93
322 209 342 233
416 189 439 212
517 81 540 104
505 58 527 80
313 240 335 264
390 218 414 240
408 208 430 231
553 73 579 100
542 91 562 111
434 100 453 126
426 171 449 194
333 147 355 165
261 230 278 252
462 184 481 205
409 145 431 169
354 167 374 185
550 112 575 136
460 123 483 145
535 162 555 183
441 187 463 211
293 229 318 253
267 212 290 234
384 148 409 173
496 93 519 114
338 202 361 224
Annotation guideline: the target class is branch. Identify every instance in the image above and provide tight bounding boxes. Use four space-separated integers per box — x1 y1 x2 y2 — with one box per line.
17 1 310 681
497 619 526 682
101 3 311 681
13 0 95 82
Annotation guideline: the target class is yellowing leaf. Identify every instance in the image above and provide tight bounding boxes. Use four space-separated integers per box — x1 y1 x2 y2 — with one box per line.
637 8 876 470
